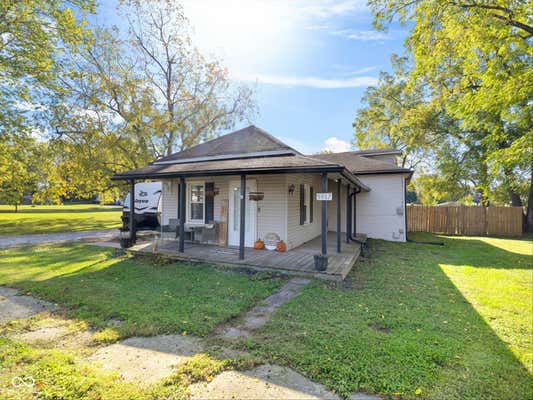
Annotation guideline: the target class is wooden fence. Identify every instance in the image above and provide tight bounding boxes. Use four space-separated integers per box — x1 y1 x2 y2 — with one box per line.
407 205 523 236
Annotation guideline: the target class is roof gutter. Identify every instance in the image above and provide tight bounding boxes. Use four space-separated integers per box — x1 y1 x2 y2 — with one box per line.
111 165 347 181
354 169 413 177
341 169 370 192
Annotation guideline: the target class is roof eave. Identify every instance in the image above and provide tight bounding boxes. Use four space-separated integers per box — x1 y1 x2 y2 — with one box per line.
340 169 371 192
353 169 412 175
110 165 346 181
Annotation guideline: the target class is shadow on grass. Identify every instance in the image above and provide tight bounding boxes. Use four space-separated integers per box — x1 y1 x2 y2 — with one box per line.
246 234 533 399
0 244 283 338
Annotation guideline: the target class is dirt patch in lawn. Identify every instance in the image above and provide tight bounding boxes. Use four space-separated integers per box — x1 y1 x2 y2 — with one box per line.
88 334 205 384
368 323 391 334
0 286 57 322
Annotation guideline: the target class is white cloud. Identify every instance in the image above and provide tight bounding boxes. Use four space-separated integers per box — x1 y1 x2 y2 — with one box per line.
300 0 367 18
236 72 378 89
332 29 390 41
324 137 352 152
330 29 406 41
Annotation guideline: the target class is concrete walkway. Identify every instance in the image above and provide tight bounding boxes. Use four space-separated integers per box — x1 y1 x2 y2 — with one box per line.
220 277 311 339
0 285 380 399
0 229 118 249
0 287 57 322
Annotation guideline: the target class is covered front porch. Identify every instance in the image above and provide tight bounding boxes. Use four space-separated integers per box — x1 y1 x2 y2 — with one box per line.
127 232 366 281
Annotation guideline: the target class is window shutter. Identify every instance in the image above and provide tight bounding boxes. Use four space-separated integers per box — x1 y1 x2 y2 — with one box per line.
309 186 314 223
205 182 214 223
299 184 305 225
177 182 181 220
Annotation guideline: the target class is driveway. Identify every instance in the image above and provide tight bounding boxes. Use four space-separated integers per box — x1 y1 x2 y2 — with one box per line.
0 229 118 249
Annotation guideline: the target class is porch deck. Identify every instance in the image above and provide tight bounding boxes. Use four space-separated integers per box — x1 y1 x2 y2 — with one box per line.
128 232 365 281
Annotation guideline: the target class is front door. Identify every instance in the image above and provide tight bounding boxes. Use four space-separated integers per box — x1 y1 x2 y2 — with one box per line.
228 179 257 247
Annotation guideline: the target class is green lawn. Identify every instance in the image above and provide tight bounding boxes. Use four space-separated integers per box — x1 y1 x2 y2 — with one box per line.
0 236 530 399
0 204 122 235
0 244 283 337
247 233 533 400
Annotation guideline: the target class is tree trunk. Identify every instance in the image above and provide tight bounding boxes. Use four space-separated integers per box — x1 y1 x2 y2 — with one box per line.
509 189 523 207
525 174 533 233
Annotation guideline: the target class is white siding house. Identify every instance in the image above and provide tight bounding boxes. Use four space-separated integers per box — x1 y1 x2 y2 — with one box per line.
112 126 412 277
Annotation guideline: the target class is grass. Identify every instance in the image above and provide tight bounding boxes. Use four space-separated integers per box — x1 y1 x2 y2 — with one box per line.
0 204 122 235
0 244 284 337
245 233 533 399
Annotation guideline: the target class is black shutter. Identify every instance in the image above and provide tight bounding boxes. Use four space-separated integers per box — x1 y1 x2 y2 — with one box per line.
310 186 314 223
299 184 305 225
205 182 214 223
177 182 181 220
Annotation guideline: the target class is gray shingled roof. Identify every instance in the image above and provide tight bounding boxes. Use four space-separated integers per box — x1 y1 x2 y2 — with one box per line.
348 148 401 156
110 126 410 188
311 152 411 174
155 125 299 163
112 153 371 190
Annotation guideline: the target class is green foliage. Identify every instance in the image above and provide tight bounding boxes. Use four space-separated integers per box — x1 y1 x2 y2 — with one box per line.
46 0 256 200
0 133 41 209
248 234 533 399
0 243 283 337
0 0 94 133
353 55 442 169
364 0 532 216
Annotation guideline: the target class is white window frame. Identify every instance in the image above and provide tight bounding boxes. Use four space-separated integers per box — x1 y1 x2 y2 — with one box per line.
187 181 205 224
303 183 311 224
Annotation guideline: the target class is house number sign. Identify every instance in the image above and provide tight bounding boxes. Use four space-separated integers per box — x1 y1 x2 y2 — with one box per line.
316 192 332 201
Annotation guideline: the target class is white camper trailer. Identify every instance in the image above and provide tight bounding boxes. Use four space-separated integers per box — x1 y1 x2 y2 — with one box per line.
122 182 162 230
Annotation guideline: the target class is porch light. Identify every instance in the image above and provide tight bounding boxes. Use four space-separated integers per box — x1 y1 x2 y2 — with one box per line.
288 184 295 196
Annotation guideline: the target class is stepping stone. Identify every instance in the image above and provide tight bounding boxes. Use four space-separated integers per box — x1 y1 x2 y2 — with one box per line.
190 364 340 399
88 334 204 384
0 286 56 322
219 278 310 339
190 364 381 400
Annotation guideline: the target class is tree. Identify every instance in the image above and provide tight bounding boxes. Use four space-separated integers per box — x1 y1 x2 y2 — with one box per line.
124 0 255 156
0 133 42 210
353 55 436 169
0 0 94 133
48 0 255 200
367 0 533 230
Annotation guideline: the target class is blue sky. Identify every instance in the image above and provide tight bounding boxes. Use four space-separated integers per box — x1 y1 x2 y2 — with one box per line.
95 0 407 154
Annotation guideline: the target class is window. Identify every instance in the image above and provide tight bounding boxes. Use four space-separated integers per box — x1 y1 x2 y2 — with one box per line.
188 182 204 223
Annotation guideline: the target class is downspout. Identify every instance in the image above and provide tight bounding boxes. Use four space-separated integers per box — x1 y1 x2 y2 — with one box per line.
404 176 408 242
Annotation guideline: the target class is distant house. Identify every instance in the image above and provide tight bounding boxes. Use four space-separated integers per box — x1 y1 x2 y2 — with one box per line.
112 126 412 278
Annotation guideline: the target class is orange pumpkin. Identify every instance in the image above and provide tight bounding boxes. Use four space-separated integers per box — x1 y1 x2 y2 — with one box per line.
254 239 265 250
276 241 287 252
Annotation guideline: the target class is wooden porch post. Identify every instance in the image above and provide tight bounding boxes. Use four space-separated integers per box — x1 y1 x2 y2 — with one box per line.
178 176 186 253
336 179 341 253
239 174 246 260
129 179 136 244
346 183 351 243
321 172 328 256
